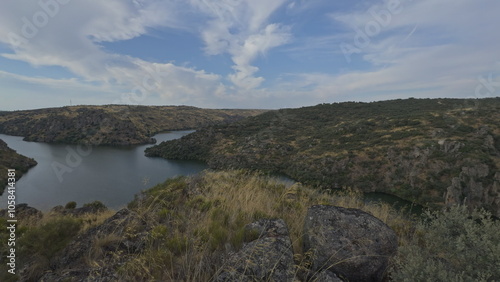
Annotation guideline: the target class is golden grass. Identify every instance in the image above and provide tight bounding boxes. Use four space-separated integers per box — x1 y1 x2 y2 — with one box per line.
119 170 414 281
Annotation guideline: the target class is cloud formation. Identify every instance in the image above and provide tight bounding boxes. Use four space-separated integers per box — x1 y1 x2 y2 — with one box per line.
0 0 498 110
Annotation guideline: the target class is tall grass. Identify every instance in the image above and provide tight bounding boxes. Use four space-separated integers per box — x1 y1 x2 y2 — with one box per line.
121 170 413 281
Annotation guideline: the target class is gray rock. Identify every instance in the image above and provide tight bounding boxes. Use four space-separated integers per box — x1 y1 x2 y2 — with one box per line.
216 219 296 282
313 270 344 282
303 205 398 282
0 203 42 221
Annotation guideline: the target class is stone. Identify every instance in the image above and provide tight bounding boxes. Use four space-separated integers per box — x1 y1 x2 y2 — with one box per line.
303 205 398 282
215 219 296 282
314 270 344 282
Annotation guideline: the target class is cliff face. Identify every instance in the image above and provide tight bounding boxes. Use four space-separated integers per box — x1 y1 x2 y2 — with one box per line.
146 98 500 216
0 139 37 191
0 105 266 145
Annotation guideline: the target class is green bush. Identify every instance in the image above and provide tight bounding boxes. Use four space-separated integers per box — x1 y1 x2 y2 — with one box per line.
83 200 107 211
65 201 77 209
391 206 500 281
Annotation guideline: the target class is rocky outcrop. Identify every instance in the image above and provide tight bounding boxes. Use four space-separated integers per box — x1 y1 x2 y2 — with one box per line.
215 219 296 282
303 205 398 282
0 203 42 221
446 164 500 216
216 206 398 282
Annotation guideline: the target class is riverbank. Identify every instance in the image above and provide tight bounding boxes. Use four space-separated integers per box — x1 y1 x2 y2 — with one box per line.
0 139 37 192
0 132 207 211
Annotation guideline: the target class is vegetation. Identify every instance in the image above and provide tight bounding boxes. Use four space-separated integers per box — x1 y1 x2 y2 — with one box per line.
65 201 77 209
0 170 412 281
1 170 498 280
0 105 266 145
0 139 37 192
146 98 500 215
0 205 115 281
391 206 500 281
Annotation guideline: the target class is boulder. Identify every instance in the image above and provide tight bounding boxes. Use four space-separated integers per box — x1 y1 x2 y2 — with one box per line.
303 205 397 282
215 219 295 281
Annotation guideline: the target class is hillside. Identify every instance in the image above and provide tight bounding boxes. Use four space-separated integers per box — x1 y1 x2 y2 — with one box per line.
0 105 266 145
0 139 37 191
146 98 500 216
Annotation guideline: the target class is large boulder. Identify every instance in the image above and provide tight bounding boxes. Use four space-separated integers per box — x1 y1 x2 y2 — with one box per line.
303 205 397 282
215 218 296 281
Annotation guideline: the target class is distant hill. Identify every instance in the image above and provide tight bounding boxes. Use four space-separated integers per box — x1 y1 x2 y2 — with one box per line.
0 105 266 145
146 98 500 216
0 139 37 192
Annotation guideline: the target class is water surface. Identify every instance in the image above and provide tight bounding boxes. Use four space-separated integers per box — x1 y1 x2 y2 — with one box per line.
0 131 207 211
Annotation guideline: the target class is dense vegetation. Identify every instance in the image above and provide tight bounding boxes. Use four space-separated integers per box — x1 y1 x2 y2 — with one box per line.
0 105 266 145
1 171 498 281
146 98 500 216
0 139 37 191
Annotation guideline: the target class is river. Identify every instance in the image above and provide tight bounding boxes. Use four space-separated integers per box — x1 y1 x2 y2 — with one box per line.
0 131 207 211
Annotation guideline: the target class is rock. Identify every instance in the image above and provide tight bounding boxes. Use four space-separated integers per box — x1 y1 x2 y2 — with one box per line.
303 205 398 282
0 203 42 221
314 270 344 282
215 219 296 282
445 162 500 217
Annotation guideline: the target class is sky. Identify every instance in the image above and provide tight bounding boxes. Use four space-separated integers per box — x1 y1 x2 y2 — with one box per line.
0 0 499 111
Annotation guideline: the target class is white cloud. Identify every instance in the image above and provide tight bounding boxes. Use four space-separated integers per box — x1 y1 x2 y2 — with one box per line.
195 0 291 89
0 0 499 111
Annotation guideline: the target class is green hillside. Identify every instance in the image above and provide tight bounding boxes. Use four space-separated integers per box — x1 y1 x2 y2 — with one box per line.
0 105 266 145
0 139 37 191
146 98 500 216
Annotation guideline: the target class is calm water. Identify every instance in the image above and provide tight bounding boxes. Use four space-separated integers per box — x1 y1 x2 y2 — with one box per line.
0 131 207 211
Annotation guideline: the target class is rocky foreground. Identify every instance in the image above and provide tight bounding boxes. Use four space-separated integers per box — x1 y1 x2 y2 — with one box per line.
1 171 498 281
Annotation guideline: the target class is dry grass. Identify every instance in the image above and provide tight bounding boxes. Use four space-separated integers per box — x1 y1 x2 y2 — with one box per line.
120 170 414 281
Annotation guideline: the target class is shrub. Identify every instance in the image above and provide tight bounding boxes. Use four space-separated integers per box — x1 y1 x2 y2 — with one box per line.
83 200 107 211
391 206 500 281
65 201 77 209
18 216 83 259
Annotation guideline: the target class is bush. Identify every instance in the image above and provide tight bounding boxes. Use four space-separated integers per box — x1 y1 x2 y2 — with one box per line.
65 201 77 209
391 206 500 281
83 200 107 211
18 216 83 259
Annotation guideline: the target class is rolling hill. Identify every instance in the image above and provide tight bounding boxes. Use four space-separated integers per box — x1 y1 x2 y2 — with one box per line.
146 98 500 216
0 105 266 145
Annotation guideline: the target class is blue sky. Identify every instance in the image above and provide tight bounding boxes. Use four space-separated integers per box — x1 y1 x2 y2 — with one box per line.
0 0 499 110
